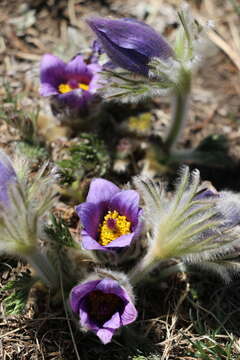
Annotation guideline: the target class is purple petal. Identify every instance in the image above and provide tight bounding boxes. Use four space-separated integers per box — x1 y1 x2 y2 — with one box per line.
195 189 218 200
57 90 91 110
103 312 121 329
81 231 109 251
79 307 99 331
0 152 17 205
75 202 101 239
39 83 59 96
105 233 134 248
40 54 66 90
95 279 128 301
86 178 120 205
65 55 93 83
70 280 100 313
88 64 102 92
131 208 143 238
109 190 140 224
96 328 115 344
121 302 138 326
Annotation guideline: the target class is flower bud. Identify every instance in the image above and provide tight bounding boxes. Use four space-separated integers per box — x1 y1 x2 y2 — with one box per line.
87 17 173 76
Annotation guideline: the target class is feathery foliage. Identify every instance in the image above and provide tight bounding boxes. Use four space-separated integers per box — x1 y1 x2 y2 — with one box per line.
134 167 240 264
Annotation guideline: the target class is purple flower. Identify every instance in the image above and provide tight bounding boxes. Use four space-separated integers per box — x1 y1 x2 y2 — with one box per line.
75 179 142 251
0 152 17 206
70 277 138 344
87 17 173 76
40 54 102 112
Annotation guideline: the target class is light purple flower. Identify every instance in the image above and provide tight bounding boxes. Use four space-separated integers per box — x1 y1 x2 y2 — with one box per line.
87 17 173 76
75 179 142 251
70 278 138 344
0 152 17 206
40 54 102 112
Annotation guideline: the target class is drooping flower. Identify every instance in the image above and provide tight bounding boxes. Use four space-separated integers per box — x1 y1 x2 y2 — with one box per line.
87 17 173 76
75 178 142 251
0 151 17 206
70 275 138 344
40 54 102 113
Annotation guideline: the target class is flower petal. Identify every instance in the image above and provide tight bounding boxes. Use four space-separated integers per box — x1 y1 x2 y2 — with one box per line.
39 83 59 96
65 55 93 83
57 90 91 110
79 307 99 331
121 302 138 326
70 280 100 313
0 151 17 205
86 178 120 205
81 231 109 251
109 190 140 224
105 233 134 248
40 54 66 89
96 328 115 344
95 279 127 300
103 312 121 329
75 202 101 239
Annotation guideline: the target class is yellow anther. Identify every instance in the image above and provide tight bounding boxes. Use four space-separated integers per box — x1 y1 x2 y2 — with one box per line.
58 83 72 94
98 210 131 246
79 83 89 91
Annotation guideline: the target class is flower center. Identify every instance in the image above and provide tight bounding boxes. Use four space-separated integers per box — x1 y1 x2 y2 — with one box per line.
86 290 124 326
98 210 131 246
58 82 89 94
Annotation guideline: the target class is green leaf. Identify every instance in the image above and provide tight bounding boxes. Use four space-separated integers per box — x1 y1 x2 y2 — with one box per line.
45 215 77 249
2 271 35 315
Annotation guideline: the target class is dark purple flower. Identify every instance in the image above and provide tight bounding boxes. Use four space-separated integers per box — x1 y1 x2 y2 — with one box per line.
0 152 17 206
40 54 102 111
87 17 173 76
70 277 138 344
75 179 142 251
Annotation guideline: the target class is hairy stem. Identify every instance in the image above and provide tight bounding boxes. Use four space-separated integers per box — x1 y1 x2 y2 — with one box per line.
26 249 59 288
164 68 191 154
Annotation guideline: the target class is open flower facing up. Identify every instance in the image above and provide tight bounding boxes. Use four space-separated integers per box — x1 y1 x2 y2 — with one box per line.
40 54 102 114
87 17 173 77
75 179 142 251
70 275 137 344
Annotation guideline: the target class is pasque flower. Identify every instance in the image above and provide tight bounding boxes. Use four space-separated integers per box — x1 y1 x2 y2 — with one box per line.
75 178 142 251
87 17 173 76
40 54 101 112
70 276 137 344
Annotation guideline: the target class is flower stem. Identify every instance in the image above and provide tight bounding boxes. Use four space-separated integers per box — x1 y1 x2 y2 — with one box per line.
164 68 191 155
26 250 59 288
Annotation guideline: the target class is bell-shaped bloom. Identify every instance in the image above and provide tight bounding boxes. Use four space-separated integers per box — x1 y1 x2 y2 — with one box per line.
0 151 17 206
70 277 138 344
87 17 173 76
75 178 142 251
40 54 102 112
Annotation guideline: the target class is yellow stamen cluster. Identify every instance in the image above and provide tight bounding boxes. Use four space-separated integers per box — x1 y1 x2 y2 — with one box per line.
58 83 89 94
98 210 131 246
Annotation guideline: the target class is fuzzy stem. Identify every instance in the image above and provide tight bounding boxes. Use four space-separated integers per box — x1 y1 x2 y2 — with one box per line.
164 68 191 154
26 250 59 288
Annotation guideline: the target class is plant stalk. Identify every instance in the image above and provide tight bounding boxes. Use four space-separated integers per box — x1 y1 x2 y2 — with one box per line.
164 68 191 155
26 249 59 288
